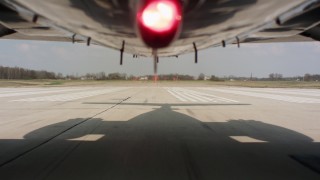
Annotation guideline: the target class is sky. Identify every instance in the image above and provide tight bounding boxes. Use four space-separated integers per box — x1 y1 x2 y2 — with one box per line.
0 40 319 78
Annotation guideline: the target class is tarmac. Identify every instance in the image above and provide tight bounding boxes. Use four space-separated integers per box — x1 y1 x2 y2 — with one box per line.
0 85 319 179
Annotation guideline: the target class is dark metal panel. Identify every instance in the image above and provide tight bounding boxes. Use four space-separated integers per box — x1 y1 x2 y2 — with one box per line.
0 0 319 57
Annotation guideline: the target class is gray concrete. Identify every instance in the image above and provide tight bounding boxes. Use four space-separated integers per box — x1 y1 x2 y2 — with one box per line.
0 85 319 180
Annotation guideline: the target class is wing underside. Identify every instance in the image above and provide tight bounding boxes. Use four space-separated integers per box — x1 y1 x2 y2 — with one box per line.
0 0 319 57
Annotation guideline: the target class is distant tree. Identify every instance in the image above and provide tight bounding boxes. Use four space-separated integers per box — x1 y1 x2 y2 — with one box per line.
198 73 205 80
304 73 311 81
96 72 107 80
127 75 136 80
269 73 283 81
313 74 320 81
210 75 222 81
108 73 126 80
275 73 283 80
178 74 194 80
269 73 275 80
56 73 64 79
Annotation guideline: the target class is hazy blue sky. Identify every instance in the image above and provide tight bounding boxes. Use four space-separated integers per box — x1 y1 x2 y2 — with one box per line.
0 40 319 78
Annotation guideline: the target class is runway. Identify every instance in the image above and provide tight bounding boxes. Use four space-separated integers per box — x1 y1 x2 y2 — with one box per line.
0 85 319 180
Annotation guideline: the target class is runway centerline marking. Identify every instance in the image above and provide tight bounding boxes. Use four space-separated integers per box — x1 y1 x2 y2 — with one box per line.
166 87 238 103
0 88 89 98
11 87 127 102
230 87 320 97
229 136 268 143
201 88 320 104
68 134 105 141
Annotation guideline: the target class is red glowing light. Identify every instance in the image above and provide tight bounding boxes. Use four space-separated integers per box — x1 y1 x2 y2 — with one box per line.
137 0 182 48
141 1 180 32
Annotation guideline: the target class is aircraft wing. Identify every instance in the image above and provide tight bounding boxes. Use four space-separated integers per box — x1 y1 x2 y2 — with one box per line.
0 0 319 57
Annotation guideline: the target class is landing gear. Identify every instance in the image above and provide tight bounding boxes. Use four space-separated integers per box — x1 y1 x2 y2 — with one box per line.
120 41 125 65
152 49 158 83
193 42 198 63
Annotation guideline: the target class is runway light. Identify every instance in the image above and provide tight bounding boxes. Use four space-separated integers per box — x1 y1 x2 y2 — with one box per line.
137 0 182 48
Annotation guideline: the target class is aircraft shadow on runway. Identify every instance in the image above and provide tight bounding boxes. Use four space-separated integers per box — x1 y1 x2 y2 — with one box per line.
0 103 319 180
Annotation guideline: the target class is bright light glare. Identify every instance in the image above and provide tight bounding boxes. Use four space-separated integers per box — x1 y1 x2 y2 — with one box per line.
141 1 179 32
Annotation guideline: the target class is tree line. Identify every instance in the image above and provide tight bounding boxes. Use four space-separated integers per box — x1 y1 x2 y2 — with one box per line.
303 73 320 81
202 73 320 82
0 66 56 79
82 72 127 80
1 66 319 81
264 73 319 81
0 66 128 80
145 74 194 81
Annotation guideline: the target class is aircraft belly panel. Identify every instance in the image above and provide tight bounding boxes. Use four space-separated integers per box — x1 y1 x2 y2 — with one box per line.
1 0 318 56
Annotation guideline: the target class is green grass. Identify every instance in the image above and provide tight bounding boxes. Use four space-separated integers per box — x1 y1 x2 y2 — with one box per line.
0 79 319 88
45 81 64 85
205 81 320 88
0 80 43 87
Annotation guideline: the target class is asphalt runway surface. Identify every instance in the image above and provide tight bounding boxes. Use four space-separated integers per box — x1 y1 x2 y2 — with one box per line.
0 85 319 180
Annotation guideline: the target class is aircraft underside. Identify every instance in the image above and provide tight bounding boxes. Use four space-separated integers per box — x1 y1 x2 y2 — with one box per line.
0 0 319 57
